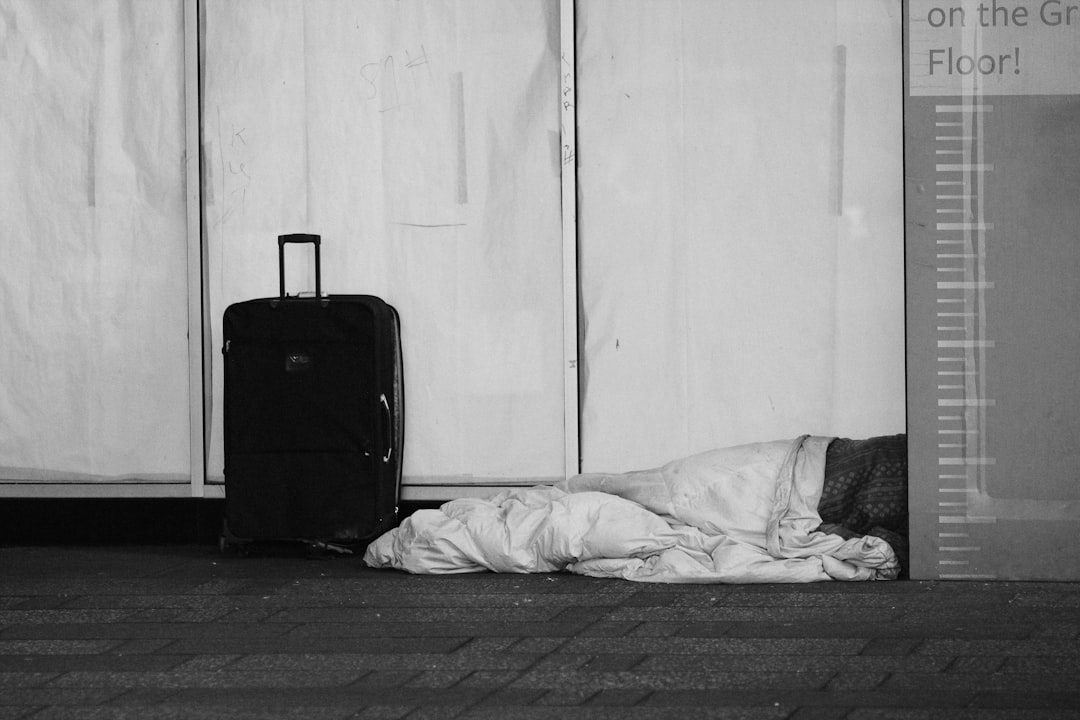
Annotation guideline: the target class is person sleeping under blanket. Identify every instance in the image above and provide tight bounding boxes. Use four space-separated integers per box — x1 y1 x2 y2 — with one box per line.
364 434 909 583
818 434 909 578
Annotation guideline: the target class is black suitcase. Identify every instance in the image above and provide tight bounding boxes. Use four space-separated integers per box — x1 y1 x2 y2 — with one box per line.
221 234 402 551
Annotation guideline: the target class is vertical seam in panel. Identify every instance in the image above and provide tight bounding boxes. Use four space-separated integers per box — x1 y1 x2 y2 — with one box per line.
560 0 580 478
678 0 691 449
185 0 206 495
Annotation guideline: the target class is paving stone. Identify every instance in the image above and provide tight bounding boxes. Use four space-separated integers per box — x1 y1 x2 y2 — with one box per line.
187 579 253 596
860 638 921 656
626 621 684 638
0 688 125 705
581 653 647 672
61 596 247 611
526 653 593 672
156 686 363 710
266 606 563 623
532 688 598 706
25 706 359 720
911 639 1019 656
108 638 177 655
1 581 180 598
969 691 1080 710
643 689 974 710
461 709 787 720
108 688 182 706
125 608 234 623
12 596 73 610
164 635 468 656
0 610 135 626
0 622 292 641
1008 639 1080 656
888 621 1035 640
0 654 189 673
348 670 419 689
945 655 1007 673
506 637 568 654
78 580 218 596
400 706 470 720
610 606 899 623
213 607 285 623
283 620 590 638
510 669 834 692
575 621 640 637
473 687 547 706
166 685 493 708
1002 656 1080 674
698 622 885 639
848 711 1080 719
727 620 1033 640
280 634 469 655
403 669 473 689
882 671 1080 693
0 671 59 687
561 636 868 656
0 640 119 655
227 651 538 673
291 591 628 609
637 653 950 674
917 637 1080 657
619 592 725 608
824 672 888 690
788 708 853 720
454 637 520 654
1028 622 1080 640
0 707 38 720
548 606 610 624
45 669 364 689
585 688 653 706
169 655 241 672
353 706 413 720
454 670 524 689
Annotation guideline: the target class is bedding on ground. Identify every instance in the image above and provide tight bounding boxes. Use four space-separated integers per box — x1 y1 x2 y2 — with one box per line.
363 435 908 583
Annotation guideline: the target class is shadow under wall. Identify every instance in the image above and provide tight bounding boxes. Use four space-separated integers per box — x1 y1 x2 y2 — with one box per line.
0 499 441 545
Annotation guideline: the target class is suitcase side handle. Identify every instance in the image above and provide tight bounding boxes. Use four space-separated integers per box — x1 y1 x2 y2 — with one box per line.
277 234 322 302
380 393 394 463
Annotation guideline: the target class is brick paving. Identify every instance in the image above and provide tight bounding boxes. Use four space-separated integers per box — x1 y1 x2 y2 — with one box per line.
1 544 1078 719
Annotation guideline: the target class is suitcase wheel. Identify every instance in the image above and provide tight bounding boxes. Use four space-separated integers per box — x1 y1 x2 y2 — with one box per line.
219 519 252 556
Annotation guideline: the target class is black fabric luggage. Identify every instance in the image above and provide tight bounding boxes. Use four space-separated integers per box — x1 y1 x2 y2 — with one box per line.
221 234 402 548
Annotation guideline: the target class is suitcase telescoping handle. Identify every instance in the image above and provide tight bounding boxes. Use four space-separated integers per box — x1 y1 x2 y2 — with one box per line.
277 234 322 302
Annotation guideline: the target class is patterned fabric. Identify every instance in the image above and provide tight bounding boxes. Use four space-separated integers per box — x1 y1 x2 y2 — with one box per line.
818 434 909 577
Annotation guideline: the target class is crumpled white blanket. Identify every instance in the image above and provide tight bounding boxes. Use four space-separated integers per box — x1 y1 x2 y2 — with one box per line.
363 436 900 583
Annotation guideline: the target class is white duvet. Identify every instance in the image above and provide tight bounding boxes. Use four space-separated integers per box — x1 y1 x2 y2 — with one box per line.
363 436 900 583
